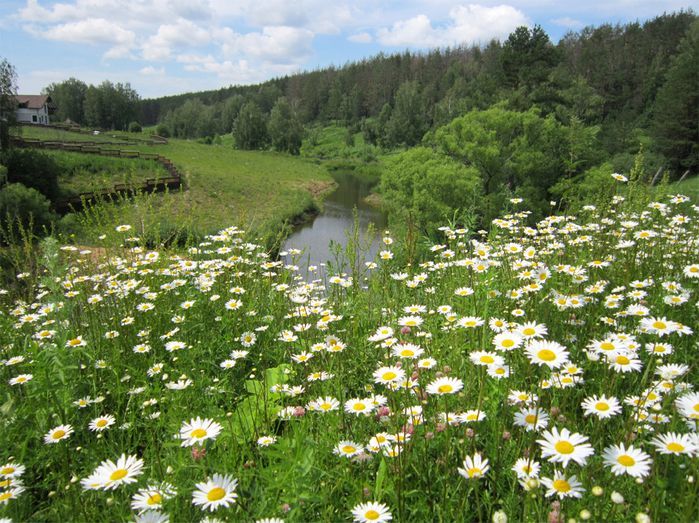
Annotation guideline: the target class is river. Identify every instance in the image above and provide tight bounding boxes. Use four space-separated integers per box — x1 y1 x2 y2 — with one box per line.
282 170 388 279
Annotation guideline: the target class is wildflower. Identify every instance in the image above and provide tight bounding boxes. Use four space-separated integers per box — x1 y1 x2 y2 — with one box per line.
179 418 223 447
602 443 652 478
650 432 697 455
426 377 463 395
44 424 74 444
82 454 144 490
525 340 569 369
581 395 622 419
512 458 540 478
541 471 584 499
192 474 238 511
308 396 340 413
457 452 490 479
131 483 177 512
0 463 25 478
9 374 33 386
334 441 364 458
351 501 392 522
538 427 594 467
373 366 405 385
89 415 116 432
513 408 549 431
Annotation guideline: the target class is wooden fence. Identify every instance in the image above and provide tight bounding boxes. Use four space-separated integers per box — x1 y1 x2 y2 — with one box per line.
10 137 184 213
18 122 168 145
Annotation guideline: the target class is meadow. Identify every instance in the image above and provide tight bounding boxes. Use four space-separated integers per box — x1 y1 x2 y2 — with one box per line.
0 173 697 522
18 125 334 243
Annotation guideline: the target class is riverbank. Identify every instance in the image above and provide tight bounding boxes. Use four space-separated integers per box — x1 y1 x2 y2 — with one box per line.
19 127 334 245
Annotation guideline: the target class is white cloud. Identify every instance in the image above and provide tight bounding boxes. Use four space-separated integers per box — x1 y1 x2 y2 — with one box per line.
348 32 373 44
139 66 165 75
551 16 584 29
377 4 530 47
217 26 314 64
39 18 136 46
142 18 210 61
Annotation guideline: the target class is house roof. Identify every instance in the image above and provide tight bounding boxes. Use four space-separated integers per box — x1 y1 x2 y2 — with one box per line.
16 95 54 110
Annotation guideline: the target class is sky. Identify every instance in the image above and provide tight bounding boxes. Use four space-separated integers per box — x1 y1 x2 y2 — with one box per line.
1 1 697 99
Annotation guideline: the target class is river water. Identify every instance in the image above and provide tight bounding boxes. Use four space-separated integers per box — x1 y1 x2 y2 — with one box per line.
282 170 388 279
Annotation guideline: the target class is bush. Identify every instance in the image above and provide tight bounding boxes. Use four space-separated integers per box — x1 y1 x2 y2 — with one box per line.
128 121 142 133
155 123 170 138
1 149 60 202
0 183 55 238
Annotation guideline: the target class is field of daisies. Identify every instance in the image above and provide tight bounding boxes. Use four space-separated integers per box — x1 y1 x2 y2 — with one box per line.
1 183 698 522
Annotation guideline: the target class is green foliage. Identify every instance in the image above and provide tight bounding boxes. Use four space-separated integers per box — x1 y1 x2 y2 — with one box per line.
0 57 17 151
432 106 578 221
83 80 140 130
45 78 87 124
268 97 303 155
233 101 268 150
154 123 170 138
1 148 60 202
128 121 142 133
381 146 482 233
501 25 561 91
652 20 699 177
0 183 55 237
384 81 429 147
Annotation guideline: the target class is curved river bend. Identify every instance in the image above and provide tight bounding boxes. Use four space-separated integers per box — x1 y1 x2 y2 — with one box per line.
282 170 387 279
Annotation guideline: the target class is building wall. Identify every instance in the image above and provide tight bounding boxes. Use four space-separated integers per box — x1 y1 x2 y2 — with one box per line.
16 106 50 124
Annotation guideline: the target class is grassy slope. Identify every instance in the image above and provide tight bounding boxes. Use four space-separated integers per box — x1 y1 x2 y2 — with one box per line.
676 175 699 199
17 126 334 241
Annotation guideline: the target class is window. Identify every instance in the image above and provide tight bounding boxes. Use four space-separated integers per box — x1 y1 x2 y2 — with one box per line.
32 115 37 122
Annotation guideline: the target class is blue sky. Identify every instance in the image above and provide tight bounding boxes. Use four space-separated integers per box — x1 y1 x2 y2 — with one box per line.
1 1 697 99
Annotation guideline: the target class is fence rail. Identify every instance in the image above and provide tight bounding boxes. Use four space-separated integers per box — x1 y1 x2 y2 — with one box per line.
18 122 168 145
10 137 184 213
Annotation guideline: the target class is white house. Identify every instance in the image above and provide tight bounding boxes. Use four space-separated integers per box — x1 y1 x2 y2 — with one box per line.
15 95 54 124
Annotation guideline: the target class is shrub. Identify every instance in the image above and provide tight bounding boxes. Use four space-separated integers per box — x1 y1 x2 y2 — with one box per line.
154 123 170 138
0 183 55 238
1 149 60 202
128 121 142 133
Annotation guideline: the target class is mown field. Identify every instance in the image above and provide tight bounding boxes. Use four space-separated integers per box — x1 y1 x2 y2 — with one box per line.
0 176 697 522
18 126 334 243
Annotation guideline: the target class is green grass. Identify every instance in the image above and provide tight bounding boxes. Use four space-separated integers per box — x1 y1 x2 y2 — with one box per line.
42 150 167 196
675 175 699 199
15 127 334 243
17 125 139 144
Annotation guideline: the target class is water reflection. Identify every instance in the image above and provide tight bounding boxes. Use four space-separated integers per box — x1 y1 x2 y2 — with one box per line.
282 170 387 279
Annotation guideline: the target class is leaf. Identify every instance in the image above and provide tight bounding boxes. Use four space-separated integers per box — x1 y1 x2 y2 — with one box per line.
374 459 387 499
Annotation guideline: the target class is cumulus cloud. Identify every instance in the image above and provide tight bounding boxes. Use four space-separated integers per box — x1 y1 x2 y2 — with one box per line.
377 4 530 48
139 66 166 75
142 18 210 61
217 26 315 64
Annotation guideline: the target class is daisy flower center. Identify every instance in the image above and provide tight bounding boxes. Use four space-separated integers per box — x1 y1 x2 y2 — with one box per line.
538 349 556 361
555 441 575 454
207 487 226 501
96 420 108 427
480 356 494 364
502 339 515 348
438 384 453 393
617 455 635 467
191 428 208 438
365 510 380 520
1 467 15 475
595 402 610 411
525 414 537 424
52 430 66 439
382 372 396 380
0 492 11 502
692 404 699 412
342 445 357 454
652 321 667 330
467 467 482 477
616 355 630 365
147 493 162 505
667 442 685 452
353 403 366 411
600 342 614 351
522 328 535 336
553 479 571 492
110 469 128 481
